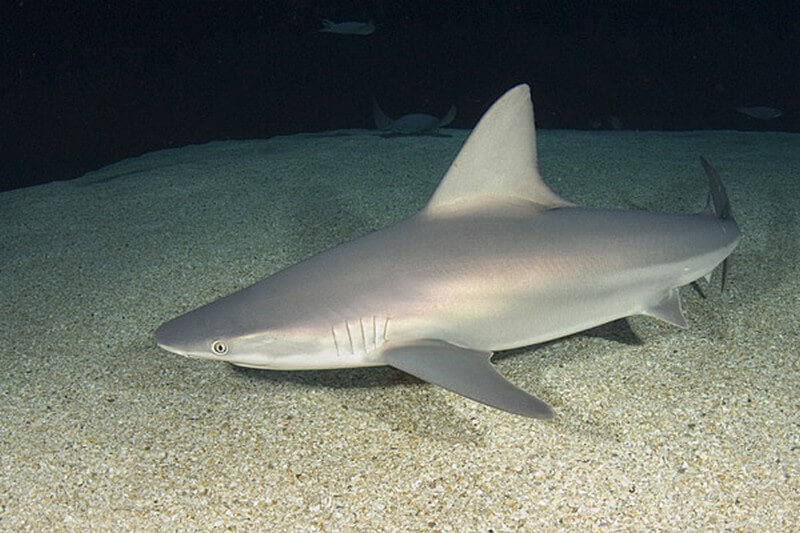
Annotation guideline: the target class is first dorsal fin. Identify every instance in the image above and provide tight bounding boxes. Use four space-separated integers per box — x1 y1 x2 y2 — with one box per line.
423 84 573 216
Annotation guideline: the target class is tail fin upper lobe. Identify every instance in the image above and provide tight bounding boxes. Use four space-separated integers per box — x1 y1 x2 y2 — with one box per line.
701 156 732 221
699 157 737 290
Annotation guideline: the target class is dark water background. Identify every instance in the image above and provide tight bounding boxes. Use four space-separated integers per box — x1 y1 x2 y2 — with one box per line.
2 1 798 191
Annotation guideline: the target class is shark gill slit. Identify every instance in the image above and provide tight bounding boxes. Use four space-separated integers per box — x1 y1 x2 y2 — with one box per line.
331 326 341 357
345 320 355 354
359 317 367 352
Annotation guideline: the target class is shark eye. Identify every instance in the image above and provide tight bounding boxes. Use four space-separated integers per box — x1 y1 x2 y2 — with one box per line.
211 340 228 356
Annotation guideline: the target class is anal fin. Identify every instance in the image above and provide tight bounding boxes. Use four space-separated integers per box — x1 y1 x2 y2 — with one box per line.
643 288 688 328
384 339 553 419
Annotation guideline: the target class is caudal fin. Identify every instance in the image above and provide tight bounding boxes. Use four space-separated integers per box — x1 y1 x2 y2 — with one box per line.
700 157 735 290
372 98 392 130
438 104 457 128
700 156 732 221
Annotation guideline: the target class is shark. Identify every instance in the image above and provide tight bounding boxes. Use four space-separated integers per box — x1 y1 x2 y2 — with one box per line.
155 84 741 419
317 19 375 36
735 106 783 120
372 98 457 134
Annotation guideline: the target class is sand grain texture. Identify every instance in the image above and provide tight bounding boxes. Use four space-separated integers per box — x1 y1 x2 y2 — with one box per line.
1 129 798 530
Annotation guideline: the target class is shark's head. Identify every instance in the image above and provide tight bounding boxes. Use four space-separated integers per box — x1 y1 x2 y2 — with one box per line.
154 292 343 370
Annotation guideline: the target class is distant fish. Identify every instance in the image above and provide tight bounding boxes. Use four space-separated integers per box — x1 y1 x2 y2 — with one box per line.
317 19 375 35
372 98 457 134
735 106 783 119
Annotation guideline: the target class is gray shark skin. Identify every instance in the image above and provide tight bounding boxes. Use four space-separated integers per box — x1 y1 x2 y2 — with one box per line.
155 84 741 419
373 98 457 134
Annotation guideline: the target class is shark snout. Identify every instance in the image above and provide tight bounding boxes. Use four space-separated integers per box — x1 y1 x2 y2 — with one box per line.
154 318 196 358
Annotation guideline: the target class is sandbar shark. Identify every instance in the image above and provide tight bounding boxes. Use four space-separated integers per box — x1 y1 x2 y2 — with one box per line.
317 19 375 36
155 84 741 419
735 106 783 120
373 98 457 134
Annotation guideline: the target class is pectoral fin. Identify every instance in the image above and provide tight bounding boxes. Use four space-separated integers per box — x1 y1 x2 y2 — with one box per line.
384 339 554 419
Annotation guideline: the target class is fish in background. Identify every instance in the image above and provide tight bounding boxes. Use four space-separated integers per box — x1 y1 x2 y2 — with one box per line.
317 19 375 35
372 98 457 134
735 106 783 119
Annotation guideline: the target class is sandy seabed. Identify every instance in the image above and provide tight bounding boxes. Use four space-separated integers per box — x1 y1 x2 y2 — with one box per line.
1 127 798 530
